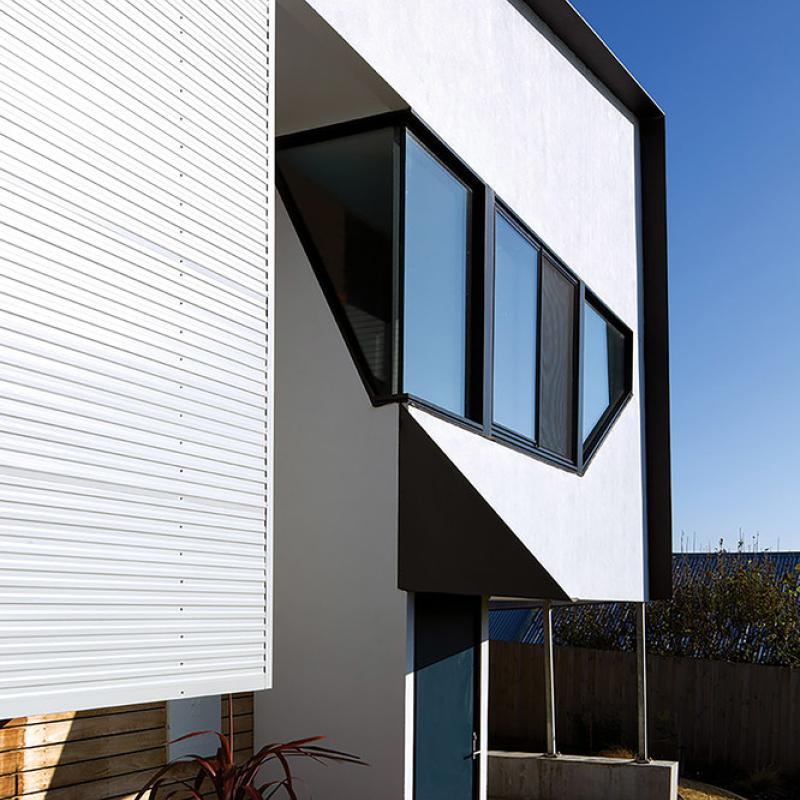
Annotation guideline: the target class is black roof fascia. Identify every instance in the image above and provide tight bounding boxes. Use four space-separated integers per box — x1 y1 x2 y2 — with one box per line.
520 0 664 119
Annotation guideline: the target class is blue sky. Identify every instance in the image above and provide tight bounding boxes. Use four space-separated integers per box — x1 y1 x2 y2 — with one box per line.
570 0 800 552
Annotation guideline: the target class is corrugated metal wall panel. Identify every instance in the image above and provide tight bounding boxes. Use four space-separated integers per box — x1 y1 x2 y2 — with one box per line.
0 0 273 718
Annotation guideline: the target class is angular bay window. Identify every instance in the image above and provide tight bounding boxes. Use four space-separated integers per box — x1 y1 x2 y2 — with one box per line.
492 211 538 441
582 295 631 459
278 127 396 394
278 118 479 414
278 112 632 474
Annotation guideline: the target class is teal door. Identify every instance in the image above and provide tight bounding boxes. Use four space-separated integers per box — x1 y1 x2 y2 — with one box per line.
414 593 480 800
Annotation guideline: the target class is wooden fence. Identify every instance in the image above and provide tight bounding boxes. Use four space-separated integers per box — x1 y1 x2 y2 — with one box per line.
0 694 253 800
490 641 800 779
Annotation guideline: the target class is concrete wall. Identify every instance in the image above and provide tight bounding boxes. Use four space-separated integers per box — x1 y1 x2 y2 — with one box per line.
489 752 678 800
254 200 407 797
283 0 649 601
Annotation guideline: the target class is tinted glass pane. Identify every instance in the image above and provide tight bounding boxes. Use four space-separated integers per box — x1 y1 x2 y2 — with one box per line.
403 135 470 416
493 214 538 439
582 302 627 443
278 129 395 393
539 257 576 459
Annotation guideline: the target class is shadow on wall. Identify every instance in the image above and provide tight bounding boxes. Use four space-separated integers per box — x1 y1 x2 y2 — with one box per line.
0 694 253 800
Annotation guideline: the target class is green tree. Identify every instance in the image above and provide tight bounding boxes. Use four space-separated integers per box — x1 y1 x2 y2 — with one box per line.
555 547 800 666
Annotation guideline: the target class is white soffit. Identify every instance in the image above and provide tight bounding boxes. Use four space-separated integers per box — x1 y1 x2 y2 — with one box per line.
0 0 273 717
407 407 646 602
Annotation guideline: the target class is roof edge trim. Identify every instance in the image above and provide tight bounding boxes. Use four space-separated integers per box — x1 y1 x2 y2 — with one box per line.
521 0 664 120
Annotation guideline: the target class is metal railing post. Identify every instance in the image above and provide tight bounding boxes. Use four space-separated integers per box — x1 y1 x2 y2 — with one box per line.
543 600 557 756
636 601 650 762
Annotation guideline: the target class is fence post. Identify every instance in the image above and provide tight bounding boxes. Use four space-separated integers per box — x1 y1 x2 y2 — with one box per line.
543 601 557 756
636 602 650 762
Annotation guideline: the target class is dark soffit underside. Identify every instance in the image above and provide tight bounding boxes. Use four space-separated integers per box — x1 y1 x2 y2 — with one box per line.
398 407 570 602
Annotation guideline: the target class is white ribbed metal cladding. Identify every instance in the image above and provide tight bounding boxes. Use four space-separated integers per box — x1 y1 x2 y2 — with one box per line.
0 0 273 718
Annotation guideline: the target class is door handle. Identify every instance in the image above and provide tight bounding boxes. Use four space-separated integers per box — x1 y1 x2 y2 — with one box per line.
471 731 480 761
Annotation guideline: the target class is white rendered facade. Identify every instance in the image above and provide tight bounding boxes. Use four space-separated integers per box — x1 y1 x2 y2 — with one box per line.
259 1 671 798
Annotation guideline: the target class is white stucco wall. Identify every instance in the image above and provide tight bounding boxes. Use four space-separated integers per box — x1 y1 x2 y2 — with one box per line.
292 0 639 319
255 200 407 797
288 0 648 600
411 406 644 601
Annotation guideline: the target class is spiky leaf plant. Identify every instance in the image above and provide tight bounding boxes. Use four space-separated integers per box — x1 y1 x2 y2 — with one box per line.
135 695 364 800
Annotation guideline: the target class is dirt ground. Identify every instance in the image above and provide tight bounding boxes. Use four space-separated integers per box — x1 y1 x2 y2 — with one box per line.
680 780 748 800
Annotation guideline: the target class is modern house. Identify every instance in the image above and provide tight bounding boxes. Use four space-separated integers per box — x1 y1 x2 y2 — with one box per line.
0 1 671 799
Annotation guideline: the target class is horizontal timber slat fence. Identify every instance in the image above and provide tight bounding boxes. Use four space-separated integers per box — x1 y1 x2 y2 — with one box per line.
490 641 800 779
0 694 254 800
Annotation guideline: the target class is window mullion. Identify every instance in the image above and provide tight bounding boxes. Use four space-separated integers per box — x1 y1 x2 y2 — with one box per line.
393 124 406 396
534 246 544 445
482 187 496 435
576 282 586 472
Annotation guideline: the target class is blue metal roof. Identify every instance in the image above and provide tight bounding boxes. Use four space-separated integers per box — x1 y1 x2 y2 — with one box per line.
674 550 800 582
488 608 532 642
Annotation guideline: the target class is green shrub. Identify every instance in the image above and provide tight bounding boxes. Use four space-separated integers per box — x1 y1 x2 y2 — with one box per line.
555 547 800 666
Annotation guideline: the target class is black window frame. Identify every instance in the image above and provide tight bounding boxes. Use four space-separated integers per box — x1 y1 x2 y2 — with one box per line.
536 250 581 467
399 126 485 425
276 113 404 401
487 204 542 452
276 109 633 475
580 288 634 467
